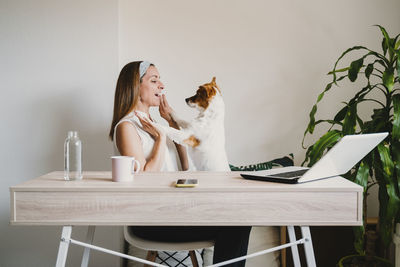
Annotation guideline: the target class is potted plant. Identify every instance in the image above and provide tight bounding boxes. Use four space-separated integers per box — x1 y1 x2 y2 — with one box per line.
302 25 400 266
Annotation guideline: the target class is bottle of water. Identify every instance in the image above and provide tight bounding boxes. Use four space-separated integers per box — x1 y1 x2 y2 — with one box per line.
64 131 82 180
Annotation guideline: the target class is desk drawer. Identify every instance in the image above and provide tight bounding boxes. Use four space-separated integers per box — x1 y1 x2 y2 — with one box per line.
11 190 362 226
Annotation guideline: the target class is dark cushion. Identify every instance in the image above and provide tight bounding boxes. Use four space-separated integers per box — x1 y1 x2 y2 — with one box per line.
229 154 294 171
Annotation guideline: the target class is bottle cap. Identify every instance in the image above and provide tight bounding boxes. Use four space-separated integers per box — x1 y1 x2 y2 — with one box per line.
68 131 78 138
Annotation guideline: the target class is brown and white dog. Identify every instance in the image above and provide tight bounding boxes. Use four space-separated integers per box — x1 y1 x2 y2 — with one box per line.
157 77 230 171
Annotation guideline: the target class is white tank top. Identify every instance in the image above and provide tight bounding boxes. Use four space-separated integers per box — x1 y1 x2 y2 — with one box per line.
113 110 181 171
114 111 200 265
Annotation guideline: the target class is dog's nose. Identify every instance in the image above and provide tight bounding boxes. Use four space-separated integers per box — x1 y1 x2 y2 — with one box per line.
185 98 190 103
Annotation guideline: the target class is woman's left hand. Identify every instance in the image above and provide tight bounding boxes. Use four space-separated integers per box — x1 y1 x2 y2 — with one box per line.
135 112 165 140
159 94 174 123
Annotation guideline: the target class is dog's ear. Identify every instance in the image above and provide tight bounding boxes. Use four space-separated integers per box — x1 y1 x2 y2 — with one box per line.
211 77 221 94
205 85 217 98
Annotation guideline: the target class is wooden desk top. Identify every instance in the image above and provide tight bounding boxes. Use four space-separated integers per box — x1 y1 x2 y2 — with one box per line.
10 167 362 226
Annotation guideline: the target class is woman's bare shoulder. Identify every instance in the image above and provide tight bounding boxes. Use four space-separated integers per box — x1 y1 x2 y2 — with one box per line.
116 121 139 138
115 120 143 157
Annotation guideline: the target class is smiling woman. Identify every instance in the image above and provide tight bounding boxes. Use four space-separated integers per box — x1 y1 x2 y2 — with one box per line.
109 61 251 267
109 61 187 172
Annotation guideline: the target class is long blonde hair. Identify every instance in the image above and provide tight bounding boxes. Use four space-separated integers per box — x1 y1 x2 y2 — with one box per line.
109 61 153 140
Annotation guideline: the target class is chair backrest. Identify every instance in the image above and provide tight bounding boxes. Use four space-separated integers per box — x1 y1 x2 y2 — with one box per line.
123 226 215 251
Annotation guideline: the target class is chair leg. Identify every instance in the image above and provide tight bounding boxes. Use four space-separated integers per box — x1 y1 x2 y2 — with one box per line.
189 250 199 267
144 251 157 267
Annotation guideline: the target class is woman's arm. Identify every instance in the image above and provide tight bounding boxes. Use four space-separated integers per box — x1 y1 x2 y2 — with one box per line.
116 121 166 171
159 95 189 171
168 120 189 171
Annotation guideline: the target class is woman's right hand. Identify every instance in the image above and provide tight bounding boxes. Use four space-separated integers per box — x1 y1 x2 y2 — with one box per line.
159 95 174 124
135 112 166 141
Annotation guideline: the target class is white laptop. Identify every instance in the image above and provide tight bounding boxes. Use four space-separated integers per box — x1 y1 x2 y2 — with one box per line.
240 132 388 184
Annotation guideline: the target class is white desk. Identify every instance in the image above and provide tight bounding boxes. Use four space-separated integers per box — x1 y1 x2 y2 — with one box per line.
10 167 363 266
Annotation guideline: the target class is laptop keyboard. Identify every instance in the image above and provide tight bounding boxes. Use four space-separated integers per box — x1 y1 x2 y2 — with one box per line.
267 169 308 178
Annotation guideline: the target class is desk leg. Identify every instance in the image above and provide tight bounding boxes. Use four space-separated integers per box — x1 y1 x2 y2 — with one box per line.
81 226 96 267
56 226 72 267
287 226 301 267
301 226 316 267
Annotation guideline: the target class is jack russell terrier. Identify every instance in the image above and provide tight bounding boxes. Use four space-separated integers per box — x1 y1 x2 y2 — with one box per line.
150 77 230 171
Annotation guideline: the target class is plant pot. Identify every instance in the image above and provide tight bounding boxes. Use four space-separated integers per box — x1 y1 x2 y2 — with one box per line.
338 254 392 267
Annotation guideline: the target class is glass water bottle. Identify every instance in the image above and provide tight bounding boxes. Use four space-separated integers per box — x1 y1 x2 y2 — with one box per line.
64 131 82 180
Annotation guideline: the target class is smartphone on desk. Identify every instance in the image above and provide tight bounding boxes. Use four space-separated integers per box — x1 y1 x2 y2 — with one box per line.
175 179 198 188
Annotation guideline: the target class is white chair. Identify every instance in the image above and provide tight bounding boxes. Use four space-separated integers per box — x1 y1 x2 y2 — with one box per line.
123 226 215 267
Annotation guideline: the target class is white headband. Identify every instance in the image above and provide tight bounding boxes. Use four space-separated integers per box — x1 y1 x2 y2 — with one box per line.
139 61 152 78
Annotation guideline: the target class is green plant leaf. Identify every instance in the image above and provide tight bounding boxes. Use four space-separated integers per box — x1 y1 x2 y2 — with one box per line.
334 105 348 122
317 90 326 102
382 37 388 56
371 108 387 120
348 58 364 82
343 103 357 135
365 63 374 79
358 98 386 108
303 25 400 254
382 68 395 92
374 59 387 70
303 75 347 140
329 50 383 76
314 119 342 127
306 104 317 134
378 181 391 248
307 130 342 166
353 226 365 255
396 50 400 77
352 161 371 255
379 193 400 248
352 84 372 103
390 38 397 49
375 25 395 60
354 161 370 191
377 143 400 247
376 25 390 45
332 46 368 83
356 115 364 129
366 108 391 133
366 50 390 67
393 94 400 140
392 142 400 214
394 33 400 49
302 144 313 166
327 67 350 75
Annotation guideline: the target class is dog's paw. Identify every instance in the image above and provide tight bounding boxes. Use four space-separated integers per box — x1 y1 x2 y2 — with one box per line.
183 135 200 147
170 111 179 121
171 112 190 129
152 122 167 134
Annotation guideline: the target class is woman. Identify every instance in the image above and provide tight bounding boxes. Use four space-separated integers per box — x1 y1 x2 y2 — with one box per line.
109 61 251 267
109 61 187 172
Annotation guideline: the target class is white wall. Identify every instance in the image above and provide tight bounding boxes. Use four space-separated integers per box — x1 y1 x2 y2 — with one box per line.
119 0 400 220
0 0 119 266
1 0 400 266
119 0 400 166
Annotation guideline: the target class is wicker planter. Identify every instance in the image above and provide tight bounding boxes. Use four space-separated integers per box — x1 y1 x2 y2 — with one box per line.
338 254 392 267
394 223 400 267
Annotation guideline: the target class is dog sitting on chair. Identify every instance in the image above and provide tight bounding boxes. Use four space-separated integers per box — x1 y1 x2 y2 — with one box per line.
152 77 230 171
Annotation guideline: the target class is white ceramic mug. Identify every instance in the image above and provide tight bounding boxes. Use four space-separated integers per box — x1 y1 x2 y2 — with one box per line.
111 156 140 182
